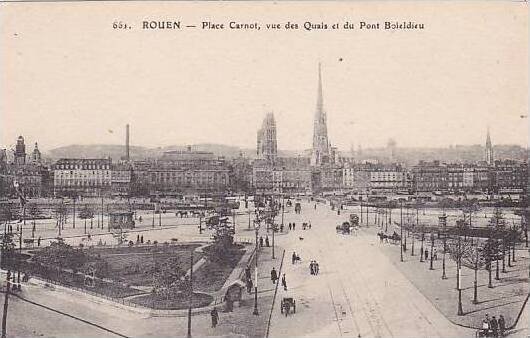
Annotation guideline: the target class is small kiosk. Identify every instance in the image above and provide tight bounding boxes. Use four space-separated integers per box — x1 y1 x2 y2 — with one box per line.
109 211 135 229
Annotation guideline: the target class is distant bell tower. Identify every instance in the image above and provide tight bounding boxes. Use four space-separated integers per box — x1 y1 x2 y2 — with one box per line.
485 127 494 165
311 63 330 166
31 142 42 163
125 124 130 161
14 136 26 165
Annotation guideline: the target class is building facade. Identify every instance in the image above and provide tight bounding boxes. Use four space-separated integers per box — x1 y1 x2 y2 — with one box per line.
53 159 112 197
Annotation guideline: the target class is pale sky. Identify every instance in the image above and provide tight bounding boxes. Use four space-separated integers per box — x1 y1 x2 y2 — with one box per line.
0 2 528 152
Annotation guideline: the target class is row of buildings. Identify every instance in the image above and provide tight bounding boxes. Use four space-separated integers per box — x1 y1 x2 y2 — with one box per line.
1 138 527 199
1 65 527 199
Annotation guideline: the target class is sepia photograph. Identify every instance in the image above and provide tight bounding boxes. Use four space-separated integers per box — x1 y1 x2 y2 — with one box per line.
0 1 528 337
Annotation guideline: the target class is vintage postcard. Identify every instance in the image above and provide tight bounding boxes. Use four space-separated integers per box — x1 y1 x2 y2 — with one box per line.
0 1 528 338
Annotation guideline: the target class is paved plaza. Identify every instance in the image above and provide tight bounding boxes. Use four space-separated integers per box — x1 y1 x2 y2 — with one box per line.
1 199 528 337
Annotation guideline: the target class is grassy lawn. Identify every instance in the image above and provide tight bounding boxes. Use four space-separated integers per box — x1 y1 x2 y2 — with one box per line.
18 242 246 310
130 292 213 310
193 245 246 294
90 244 202 286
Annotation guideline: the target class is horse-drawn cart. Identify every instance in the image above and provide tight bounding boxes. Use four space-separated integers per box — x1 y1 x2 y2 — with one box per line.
336 221 352 235
280 297 296 316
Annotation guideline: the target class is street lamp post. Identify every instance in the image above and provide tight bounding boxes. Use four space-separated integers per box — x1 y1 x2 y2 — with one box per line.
253 220 259 316
430 232 434 270
473 245 480 304
440 215 447 279
187 250 193 338
420 227 424 262
457 227 463 316
400 201 404 262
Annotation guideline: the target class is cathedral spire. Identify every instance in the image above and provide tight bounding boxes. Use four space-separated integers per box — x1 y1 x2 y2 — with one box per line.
311 63 330 166
316 62 323 114
485 126 494 165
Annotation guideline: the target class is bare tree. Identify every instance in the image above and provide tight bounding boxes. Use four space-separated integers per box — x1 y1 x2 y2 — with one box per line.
461 241 486 304
446 219 474 316
488 208 507 279
26 203 41 238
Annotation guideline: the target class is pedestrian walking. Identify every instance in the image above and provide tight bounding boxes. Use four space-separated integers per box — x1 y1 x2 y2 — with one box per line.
292 251 297 264
259 236 264 247
293 223 296 231
265 235 270 247
246 277 253 293
482 317 490 336
210 307 219 328
245 266 251 281
288 223 292 231
280 224 284 232
140 235 144 244
271 267 278 284
424 249 429 261
310 261 314 275
315 261 319 275
137 234 140 243
281 274 287 291
308 221 312 229
37 236 41 247
490 316 498 337
434 248 438 260
498 315 505 337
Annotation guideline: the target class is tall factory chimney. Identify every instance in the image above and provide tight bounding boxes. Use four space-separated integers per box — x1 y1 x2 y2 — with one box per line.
125 124 130 161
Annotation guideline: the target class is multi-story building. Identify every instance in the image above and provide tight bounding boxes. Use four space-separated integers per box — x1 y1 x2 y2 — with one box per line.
142 147 230 196
471 165 491 192
446 164 465 192
369 164 411 192
493 160 527 193
252 157 311 195
111 162 132 196
53 158 112 197
342 163 371 192
411 161 448 193
3 164 44 197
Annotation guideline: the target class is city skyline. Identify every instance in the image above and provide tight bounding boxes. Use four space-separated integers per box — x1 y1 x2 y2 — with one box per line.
1 3 527 152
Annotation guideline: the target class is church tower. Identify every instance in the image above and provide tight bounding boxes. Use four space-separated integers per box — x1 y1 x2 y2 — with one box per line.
31 142 42 164
311 63 330 166
485 127 494 165
257 112 278 162
14 136 26 165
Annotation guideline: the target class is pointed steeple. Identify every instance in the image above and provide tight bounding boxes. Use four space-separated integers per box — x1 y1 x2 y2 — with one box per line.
316 62 324 114
311 63 330 166
485 127 494 165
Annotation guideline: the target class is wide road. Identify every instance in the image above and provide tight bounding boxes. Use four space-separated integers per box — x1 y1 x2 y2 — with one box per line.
269 200 473 338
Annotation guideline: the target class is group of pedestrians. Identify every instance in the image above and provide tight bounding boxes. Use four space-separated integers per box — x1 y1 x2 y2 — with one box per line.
288 223 296 231
419 248 438 261
259 235 270 248
482 313 506 337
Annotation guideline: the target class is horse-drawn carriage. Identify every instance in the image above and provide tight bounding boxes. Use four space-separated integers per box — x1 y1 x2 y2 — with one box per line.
280 297 296 316
336 221 353 235
349 214 359 226
377 231 402 244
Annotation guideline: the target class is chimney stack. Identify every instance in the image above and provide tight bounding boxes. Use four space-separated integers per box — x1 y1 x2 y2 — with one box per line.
125 124 130 161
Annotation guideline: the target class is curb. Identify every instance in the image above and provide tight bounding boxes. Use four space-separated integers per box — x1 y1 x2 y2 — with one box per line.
266 248 285 338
